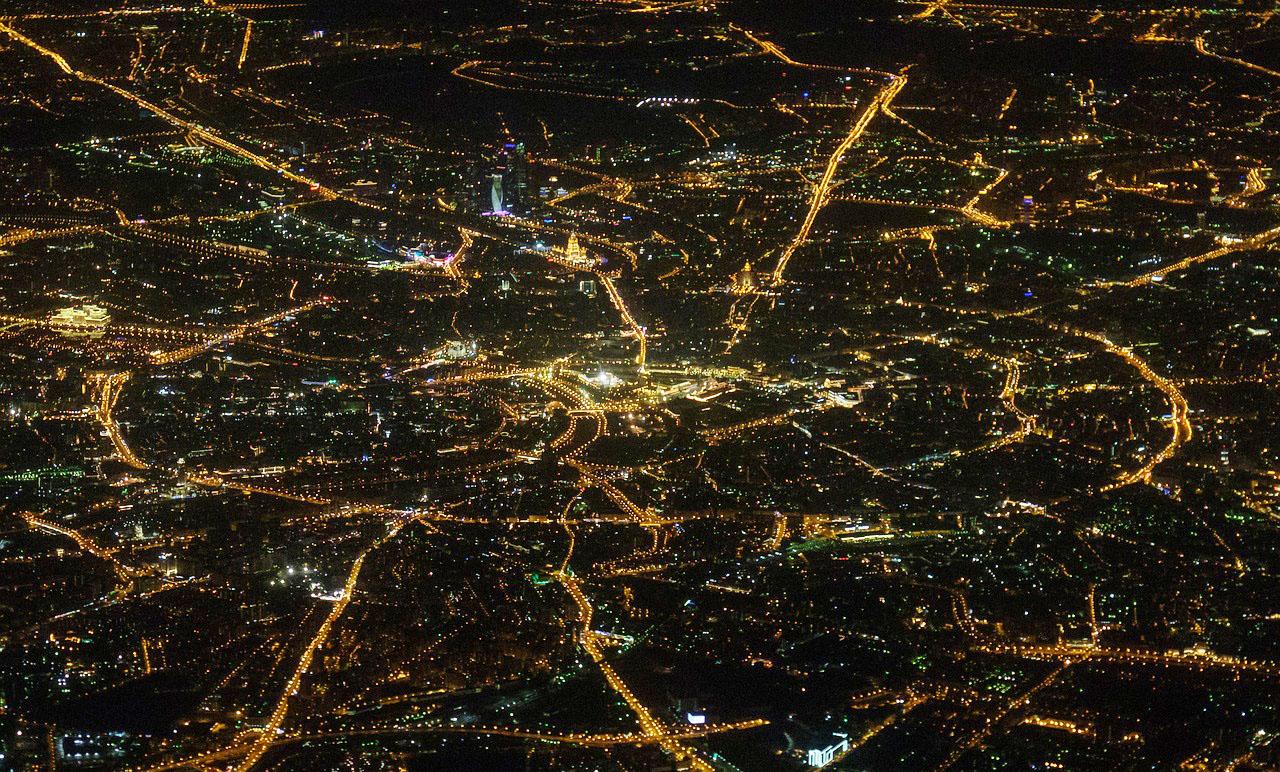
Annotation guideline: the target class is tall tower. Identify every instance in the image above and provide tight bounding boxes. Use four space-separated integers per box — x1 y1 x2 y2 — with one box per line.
488 174 505 214
485 141 529 215
506 142 528 212
467 139 524 214
565 232 585 264
731 260 758 295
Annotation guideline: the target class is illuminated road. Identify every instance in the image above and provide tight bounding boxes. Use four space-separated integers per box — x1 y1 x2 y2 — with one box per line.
0 222 102 247
912 0 952 20
1052 324 1192 490
723 70 906 353
1226 166 1267 207
1194 36 1280 81
730 23 893 79
233 520 412 771
769 74 908 285
938 661 1071 770
140 720 765 770
150 298 332 366
555 569 715 771
412 363 658 523
566 460 660 525
90 372 147 471
598 275 648 368
19 511 138 589
451 60 629 103
1120 224 1280 288
0 297 332 363
974 641 1280 680
0 21 382 211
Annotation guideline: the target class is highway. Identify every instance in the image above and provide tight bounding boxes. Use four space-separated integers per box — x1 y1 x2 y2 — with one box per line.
139 720 765 770
1194 36 1280 81
974 641 1280 680
233 519 413 771
1053 324 1192 490
1120 224 1280 288
555 569 716 771
0 21 382 211
598 275 648 368
769 74 908 285
20 511 138 589
730 23 894 79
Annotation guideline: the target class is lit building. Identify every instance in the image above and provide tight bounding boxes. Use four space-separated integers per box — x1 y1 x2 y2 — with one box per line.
488 173 505 214
554 232 596 269
730 260 758 295
806 734 849 768
444 340 478 360
50 305 110 337
566 232 585 263
468 140 529 215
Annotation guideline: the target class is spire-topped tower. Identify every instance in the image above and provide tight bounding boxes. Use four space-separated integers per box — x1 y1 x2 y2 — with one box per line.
565 232 584 263
731 260 758 295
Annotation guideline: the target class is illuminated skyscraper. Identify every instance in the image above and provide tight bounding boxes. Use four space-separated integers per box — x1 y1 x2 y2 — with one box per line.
469 140 528 215
488 173 505 214
504 141 528 211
